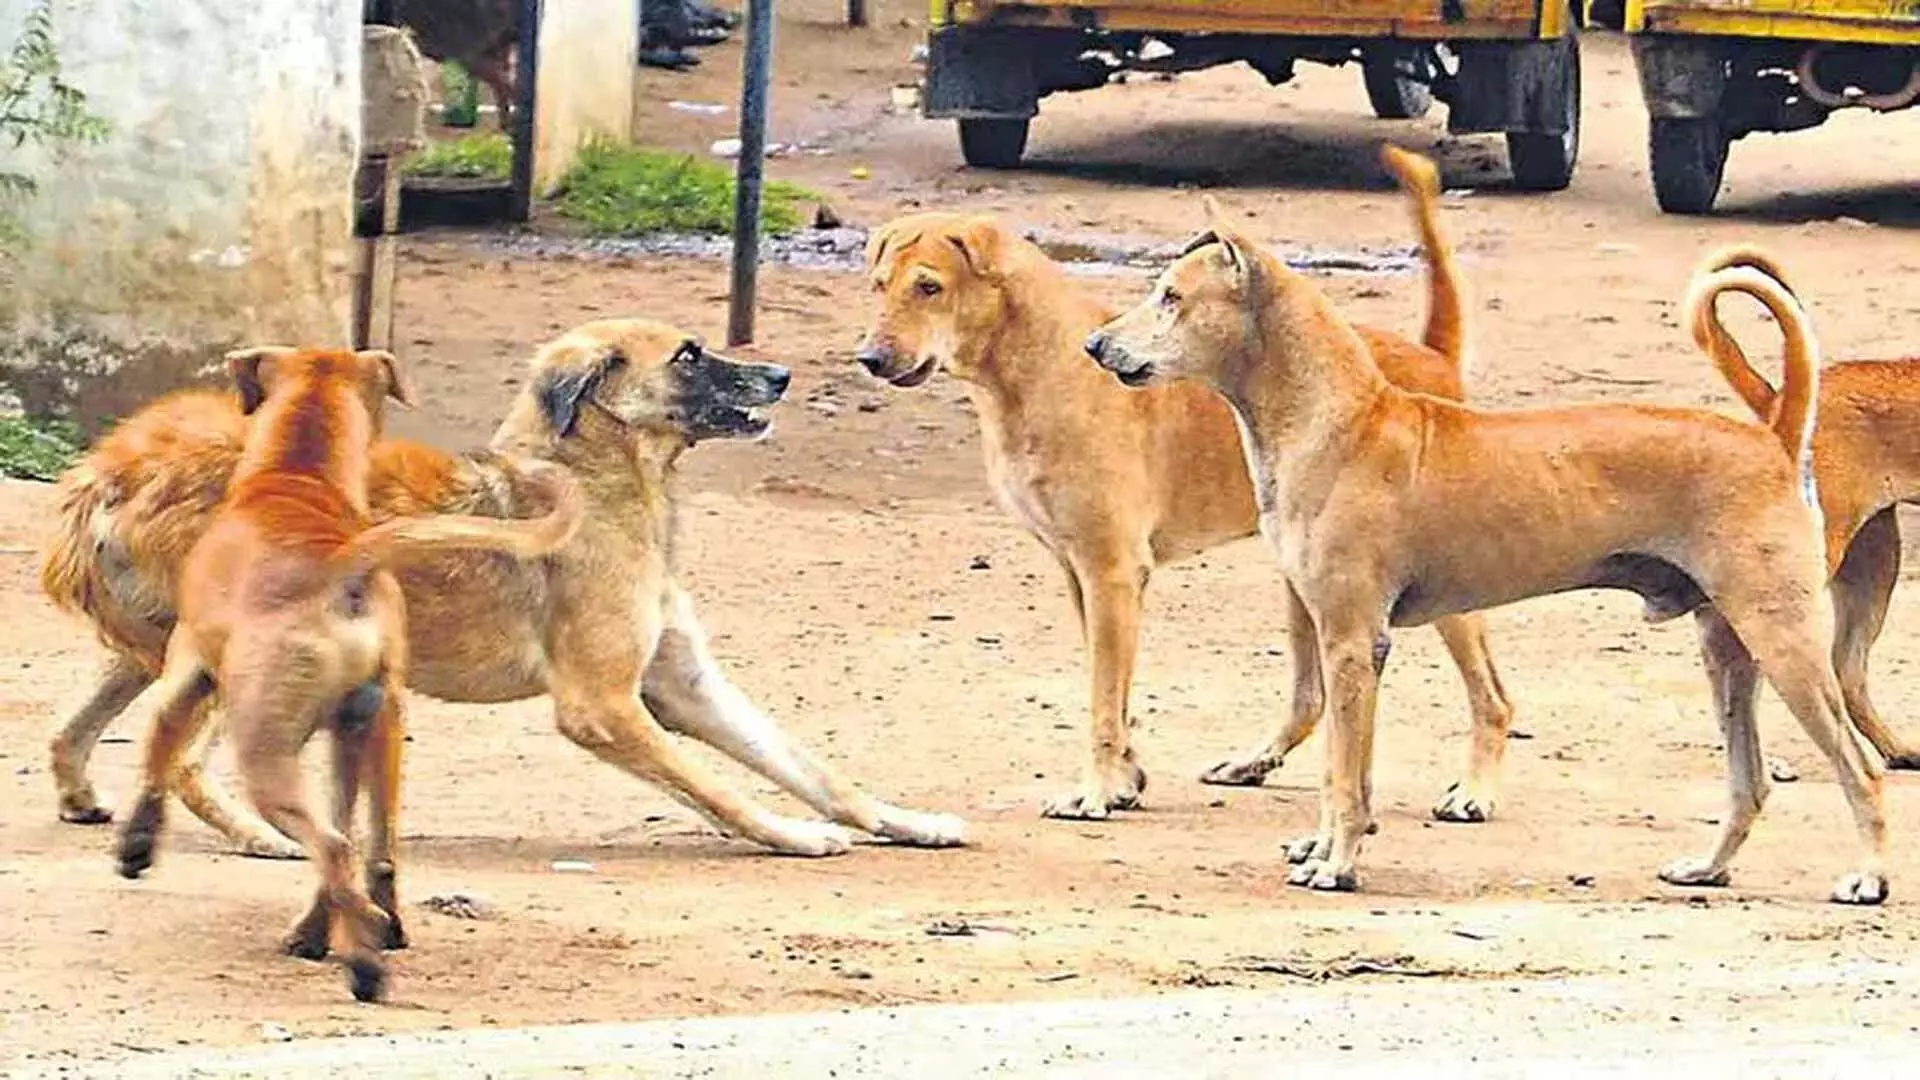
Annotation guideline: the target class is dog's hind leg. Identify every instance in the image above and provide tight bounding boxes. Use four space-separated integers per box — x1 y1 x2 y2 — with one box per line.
1429 612 1516 823
1717 595 1889 905
1042 553 1151 821
358 675 409 949
170 714 309 861
1204 579 1324 787
50 651 151 824
643 589 966 848
1658 608 1766 890
1832 509 1920 769
115 638 217 879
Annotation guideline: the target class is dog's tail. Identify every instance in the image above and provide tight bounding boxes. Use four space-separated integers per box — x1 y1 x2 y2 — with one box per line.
1684 262 1821 467
1379 143 1472 378
1689 244 1802 420
40 461 116 623
329 464 584 587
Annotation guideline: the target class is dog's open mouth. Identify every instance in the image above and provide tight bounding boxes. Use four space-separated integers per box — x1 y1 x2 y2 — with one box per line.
889 357 938 389
691 403 775 440
1115 364 1155 388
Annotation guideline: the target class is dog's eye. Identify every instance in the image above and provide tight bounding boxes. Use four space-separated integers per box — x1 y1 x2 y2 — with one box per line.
916 279 942 298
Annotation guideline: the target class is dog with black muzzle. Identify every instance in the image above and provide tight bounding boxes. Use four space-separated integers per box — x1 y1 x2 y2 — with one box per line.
41 317 967 871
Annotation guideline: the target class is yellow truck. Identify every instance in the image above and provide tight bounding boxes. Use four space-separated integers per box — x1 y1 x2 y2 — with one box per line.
1594 1 1920 213
921 1 1585 190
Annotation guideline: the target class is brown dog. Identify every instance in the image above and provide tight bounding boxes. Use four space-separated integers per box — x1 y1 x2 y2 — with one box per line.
111 345 583 1002
42 319 965 862
1689 245 1920 770
1084 146 1889 904
855 181 1516 823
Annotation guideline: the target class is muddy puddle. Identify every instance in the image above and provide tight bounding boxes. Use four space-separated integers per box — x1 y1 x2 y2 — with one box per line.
458 226 1421 278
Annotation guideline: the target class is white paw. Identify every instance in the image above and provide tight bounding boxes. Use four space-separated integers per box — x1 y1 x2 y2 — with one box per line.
876 808 969 848
236 833 308 861
1285 832 1330 865
1832 871 1888 906
769 819 854 857
1657 856 1730 888
1286 857 1358 892
1432 782 1495 824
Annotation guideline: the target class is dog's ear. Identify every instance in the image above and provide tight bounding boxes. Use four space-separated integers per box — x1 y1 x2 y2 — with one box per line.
864 220 910 277
946 217 1006 280
224 345 298 414
356 349 416 410
1197 196 1253 283
535 340 628 437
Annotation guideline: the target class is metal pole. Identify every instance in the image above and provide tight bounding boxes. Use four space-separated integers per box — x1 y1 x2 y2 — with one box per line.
727 0 774 347
508 0 542 223
847 0 867 28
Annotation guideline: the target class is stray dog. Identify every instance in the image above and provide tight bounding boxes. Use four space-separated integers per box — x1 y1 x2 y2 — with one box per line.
855 179 1516 823
1690 244 1920 770
41 319 966 862
1084 145 1888 904
112 346 584 1003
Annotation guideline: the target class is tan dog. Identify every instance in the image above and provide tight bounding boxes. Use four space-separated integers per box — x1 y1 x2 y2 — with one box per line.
855 182 1516 823
1084 146 1889 904
41 320 966 862
1690 245 1920 770
112 346 583 1002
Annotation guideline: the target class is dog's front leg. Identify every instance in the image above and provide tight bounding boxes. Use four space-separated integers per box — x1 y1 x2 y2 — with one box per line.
641 589 966 848
1285 616 1387 893
1042 559 1150 821
1832 509 1920 769
1204 579 1324 788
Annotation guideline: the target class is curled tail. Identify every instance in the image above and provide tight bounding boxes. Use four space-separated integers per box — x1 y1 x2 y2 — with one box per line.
1379 143 1472 378
330 464 584 586
1683 263 1821 468
40 462 113 621
1689 244 1801 419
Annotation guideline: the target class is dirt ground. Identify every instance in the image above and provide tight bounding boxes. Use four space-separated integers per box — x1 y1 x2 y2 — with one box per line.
5 1 1920 1067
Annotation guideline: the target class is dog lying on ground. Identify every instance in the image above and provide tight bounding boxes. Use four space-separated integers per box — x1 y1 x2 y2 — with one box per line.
1083 145 1889 904
855 170 1516 823
113 345 583 1003
41 319 966 860
1690 244 1920 771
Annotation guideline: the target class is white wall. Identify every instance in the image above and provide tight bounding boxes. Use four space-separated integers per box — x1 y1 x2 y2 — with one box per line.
535 0 639 194
0 0 362 427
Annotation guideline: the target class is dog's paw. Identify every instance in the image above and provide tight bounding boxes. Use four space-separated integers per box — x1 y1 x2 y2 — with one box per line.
1432 781 1495 824
235 832 308 861
1286 858 1358 892
874 807 969 848
1199 754 1278 788
347 956 388 1003
1832 871 1889 906
767 819 855 857
59 787 114 825
1041 758 1146 820
1883 753 1920 772
1284 832 1331 865
1657 856 1731 888
282 920 332 961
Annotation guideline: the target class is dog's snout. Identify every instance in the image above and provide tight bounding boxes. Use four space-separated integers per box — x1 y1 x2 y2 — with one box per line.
1084 331 1110 363
854 344 890 375
766 364 793 397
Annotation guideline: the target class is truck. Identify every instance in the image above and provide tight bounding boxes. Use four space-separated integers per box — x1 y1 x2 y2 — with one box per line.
1596 0 1920 213
921 0 1586 191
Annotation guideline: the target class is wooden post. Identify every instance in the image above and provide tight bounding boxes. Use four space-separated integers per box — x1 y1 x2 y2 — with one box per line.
847 0 867 28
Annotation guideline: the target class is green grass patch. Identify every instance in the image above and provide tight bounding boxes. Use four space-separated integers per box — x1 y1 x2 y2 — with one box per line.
0 413 82 481
404 133 513 181
553 140 817 237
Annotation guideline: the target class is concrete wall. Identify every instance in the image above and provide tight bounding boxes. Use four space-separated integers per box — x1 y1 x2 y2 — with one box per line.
534 0 638 194
0 0 362 429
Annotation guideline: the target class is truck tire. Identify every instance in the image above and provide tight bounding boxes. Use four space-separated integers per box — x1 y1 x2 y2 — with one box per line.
1363 54 1433 119
1505 31 1581 191
958 117 1030 169
1648 117 1729 215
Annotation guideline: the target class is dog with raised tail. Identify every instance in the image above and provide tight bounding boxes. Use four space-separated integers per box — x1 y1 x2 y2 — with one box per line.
112 345 584 1003
1083 144 1888 905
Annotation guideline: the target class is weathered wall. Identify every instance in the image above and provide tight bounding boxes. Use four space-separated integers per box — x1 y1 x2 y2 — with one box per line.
534 0 638 194
0 0 361 429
